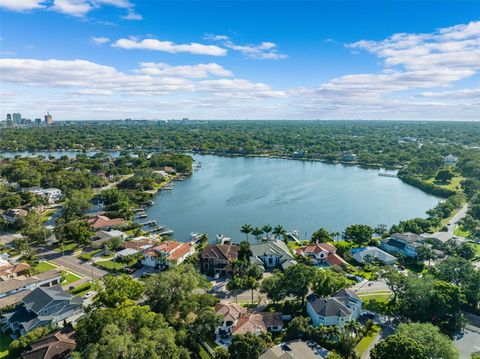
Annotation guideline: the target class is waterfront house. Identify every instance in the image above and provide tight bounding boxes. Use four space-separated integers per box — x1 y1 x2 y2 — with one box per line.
86 215 126 230
21 327 76 359
306 289 362 328
380 232 426 258
141 240 194 269
249 240 296 271
199 243 239 276
351 246 397 265
2 285 83 336
295 242 347 267
123 236 159 251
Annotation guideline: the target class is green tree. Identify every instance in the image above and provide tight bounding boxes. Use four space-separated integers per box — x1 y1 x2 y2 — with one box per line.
20 212 50 244
95 274 145 308
228 332 268 359
262 224 272 240
380 266 406 303
260 272 286 305
371 334 428 359
311 227 333 243
240 224 253 241
395 323 459 359
63 189 93 221
312 269 349 298
62 220 94 247
436 170 454 183
283 264 314 305
252 227 263 241
272 225 286 240
238 241 251 262
284 316 311 341
9 325 56 358
344 224 374 245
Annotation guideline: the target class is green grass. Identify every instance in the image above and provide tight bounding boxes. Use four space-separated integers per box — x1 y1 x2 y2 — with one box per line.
0 332 12 359
454 227 471 238
61 271 82 285
204 338 218 350
36 261 57 273
356 325 381 357
359 292 392 314
53 241 78 253
95 260 127 271
197 343 213 359
79 249 101 261
287 240 310 251
468 242 480 257
426 175 465 192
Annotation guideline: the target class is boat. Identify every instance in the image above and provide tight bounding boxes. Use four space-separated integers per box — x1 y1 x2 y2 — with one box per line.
140 220 157 227
159 229 174 236
216 234 231 245
135 212 148 219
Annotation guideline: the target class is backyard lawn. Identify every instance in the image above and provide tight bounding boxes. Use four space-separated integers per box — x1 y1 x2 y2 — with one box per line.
79 249 101 261
95 260 127 271
36 261 57 273
356 324 381 357
53 241 78 253
0 332 12 359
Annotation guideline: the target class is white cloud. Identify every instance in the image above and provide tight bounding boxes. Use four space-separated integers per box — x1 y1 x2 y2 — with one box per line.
206 35 287 60
112 38 227 56
0 0 141 19
91 36 110 45
121 10 142 20
0 0 46 11
137 63 232 78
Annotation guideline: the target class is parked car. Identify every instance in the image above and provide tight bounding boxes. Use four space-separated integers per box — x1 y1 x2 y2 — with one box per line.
83 291 95 299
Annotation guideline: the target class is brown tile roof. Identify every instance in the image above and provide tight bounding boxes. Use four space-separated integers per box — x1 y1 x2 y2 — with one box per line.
295 243 336 256
214 303 247 323
327 253 347 266
200 244 239 262
232 312 282 335
123 237 158 250
86 215 126 229
22 328 76 359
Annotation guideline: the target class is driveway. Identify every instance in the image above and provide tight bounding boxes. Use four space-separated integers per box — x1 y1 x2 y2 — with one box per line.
431 203 469 243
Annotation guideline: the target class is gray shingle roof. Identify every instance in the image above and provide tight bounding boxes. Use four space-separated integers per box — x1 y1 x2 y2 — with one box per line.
306 293 353 317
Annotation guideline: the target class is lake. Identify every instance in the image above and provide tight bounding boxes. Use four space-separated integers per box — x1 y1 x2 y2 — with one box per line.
144 155 441 242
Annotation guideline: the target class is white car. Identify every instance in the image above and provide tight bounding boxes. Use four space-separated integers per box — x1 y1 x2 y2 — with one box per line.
83 291 95 299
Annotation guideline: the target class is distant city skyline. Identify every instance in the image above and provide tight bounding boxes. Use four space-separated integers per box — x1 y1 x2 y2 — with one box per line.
0 1 479 121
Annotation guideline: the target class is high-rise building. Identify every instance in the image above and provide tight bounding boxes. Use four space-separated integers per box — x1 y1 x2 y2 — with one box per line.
35 118 42 125
6 114 13 127
45 112 53 125
12 113 21 125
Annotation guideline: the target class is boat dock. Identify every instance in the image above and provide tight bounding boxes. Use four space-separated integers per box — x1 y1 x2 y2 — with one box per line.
378 173 398 178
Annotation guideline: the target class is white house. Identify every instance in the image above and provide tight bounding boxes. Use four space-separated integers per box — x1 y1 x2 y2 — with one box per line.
249 240 296 271
351 246 397 265
23 187 63 203
444 154 458 165
306 289 362 328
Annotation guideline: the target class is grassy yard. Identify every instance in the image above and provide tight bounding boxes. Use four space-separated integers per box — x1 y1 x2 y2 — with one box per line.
69 282 93 297
454 227 471 238
53 241 78 253
0 332 12 359
95 259 127 271
356 325 381 357
426 175 465 192
468 242 480 257
359 292 392 314
36 261 57 273
79 249 101 261
62 271 82 285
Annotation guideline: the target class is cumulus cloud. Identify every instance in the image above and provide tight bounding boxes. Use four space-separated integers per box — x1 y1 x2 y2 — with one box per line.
111 38 227 56
0 0 141 19
0 0 46 11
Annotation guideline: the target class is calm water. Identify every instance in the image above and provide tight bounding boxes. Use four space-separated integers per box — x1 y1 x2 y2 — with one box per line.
145 155 441 242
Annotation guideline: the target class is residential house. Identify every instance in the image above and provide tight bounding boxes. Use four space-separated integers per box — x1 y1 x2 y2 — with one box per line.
380 232 426 258
306 289 362 328
86 215 126 230
260 340 326 359
0 259 31 278
91 229 127 249
23 188 63 204
250 240 296 271
199 243 239 276
341 152 358 162
351 246 397 265
2 208 28 224
123 236 159 251
444 154 458 165
214 303 247 337
2 285 83 336
295 243 347 267
0 233 23 248
0 269 62 300
142 240 194 269
22 327 76 359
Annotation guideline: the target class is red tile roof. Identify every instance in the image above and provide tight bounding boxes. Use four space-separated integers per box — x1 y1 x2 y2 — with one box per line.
200 244 239 261
86 215 126 229
215 303 246 322
124 237 158 250
144 240 193 261
232 312 282 335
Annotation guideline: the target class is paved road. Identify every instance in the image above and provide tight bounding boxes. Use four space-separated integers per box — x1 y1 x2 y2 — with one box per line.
43 253 107 280
432 203 469 242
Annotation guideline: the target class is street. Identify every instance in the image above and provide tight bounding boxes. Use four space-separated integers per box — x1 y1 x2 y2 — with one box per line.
42 253 107 281
432 203 469 242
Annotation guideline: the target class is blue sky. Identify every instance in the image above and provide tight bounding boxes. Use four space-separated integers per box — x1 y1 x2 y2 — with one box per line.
0 1 479 120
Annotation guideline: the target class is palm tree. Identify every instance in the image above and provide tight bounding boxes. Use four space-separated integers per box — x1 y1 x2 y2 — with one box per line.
330 231 340 242
272 225 286 240
240 224 253 241
418 245 435 266
262 224 272 241
252 227 264 241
